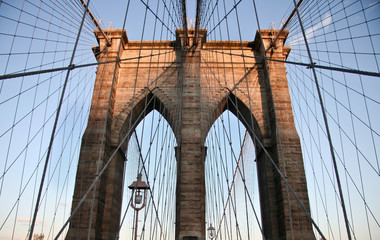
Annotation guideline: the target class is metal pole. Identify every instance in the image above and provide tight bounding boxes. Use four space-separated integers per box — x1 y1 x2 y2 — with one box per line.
134 210 139 240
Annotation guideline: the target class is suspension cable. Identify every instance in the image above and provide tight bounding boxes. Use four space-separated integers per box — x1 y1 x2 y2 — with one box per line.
291 0 352 239
28 0 93 238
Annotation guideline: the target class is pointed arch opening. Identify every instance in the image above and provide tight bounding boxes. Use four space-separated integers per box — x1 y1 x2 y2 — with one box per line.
204 92 265 239
117 92 178 153
119 106 177 240
205 109 262 239
207 92 264 148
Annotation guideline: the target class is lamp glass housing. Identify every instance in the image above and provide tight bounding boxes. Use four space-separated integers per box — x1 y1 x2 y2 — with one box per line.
135 191 143 204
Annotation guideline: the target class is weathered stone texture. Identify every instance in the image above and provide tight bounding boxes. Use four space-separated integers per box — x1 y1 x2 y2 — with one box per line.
66 28 315 240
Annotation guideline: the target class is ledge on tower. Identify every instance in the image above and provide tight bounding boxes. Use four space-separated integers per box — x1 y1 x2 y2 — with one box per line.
175 28 207 49
253 29 291 59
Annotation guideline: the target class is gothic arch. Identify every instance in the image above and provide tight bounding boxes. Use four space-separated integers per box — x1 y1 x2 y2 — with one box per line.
208 92 263 149
206 90 286 238
113 92 177 155
67 28 315 240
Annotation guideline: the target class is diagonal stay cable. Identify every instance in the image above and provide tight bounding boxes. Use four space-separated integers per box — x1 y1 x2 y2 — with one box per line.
53 91 160 239
27 0 93 238
200 61 258 239
53 51 180 238
287 65 380 228
134 129 167 240
206 0 243 37
201 39 263 238
0 51 174 80
139 0 176 37
201 55 328 239
87 0 131 237
214 130 263 238
204 49 380 77
292 1 353 238
0 33 97 234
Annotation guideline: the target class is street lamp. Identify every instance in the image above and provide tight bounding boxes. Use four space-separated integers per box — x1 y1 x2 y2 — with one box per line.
128 173 149 240
207 224 216 239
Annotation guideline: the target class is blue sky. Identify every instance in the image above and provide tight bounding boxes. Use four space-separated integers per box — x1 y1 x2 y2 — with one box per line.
91 0 292 40
0 0 379 239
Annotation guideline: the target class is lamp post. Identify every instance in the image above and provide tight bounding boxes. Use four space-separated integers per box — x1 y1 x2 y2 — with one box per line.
207 224 216 239
128 173 149 240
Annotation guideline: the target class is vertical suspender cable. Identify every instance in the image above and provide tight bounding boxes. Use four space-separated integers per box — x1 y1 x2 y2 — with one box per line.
194 0 201 47
250 0 294 238
87 0 131 238
181 0 188 45
290 1 352 239
28 0 92 239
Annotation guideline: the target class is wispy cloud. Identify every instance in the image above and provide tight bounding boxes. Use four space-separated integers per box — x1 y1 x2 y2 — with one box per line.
6 234 26 240
368 1 380 8
367 1 380 14
16 218 43 224
288 13 332 46
58 201 70 207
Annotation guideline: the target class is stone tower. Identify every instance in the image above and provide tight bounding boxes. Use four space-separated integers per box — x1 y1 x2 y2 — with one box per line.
66 28 315 240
